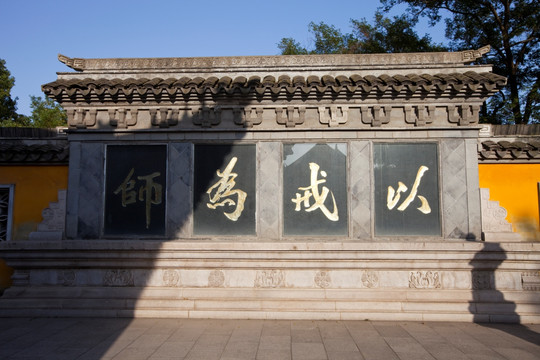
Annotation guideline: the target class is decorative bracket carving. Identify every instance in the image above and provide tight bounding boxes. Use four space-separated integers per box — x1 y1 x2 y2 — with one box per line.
448 105 480 125
109 108 137 128
233 107 263 128
318 105 348 127
276 106 305 127
150 108 179 128
192 107 221 128
67 109 97 129
404 105 435 126
361 105 391 127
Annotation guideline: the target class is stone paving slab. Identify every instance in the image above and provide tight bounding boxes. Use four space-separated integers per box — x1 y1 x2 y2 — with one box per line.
0 318 538 360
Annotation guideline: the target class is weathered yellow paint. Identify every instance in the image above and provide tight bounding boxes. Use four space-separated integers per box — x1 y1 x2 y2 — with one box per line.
0 166 68 240
479 164 540 238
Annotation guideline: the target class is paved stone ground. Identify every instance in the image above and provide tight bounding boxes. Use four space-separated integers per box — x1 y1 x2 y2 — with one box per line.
0 318 538 360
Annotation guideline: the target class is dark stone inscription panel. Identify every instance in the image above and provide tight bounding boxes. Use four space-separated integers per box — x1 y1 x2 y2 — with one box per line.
283 143 348 236
194 144 256 235
104 145 167 237
374 143 440 236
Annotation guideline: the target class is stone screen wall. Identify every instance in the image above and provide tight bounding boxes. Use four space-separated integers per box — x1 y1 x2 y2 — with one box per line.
66 132 480 241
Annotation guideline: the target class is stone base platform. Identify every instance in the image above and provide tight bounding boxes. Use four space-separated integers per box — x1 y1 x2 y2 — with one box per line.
1 240 539 323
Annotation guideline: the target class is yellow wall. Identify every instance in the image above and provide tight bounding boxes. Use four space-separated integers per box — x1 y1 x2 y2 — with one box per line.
0 165 67 291
479 163 540 238
0 166 68 240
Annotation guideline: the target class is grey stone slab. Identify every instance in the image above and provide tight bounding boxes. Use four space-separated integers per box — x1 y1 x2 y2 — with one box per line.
322 337 360 352
372 322 411 337
441 139 470 239
345 321 380 338
400 323 470 360
77 143 104 238
291 328 323 343
326 351 364 360
350 336 399 360
384 336 436 360
168 143 192 238
350 141 371 239
220 340 259 360
149 341 195 359
428 323 506 359
261 321 291 337
465 138 482 240
292 342 327 360
258 142 281 239
259 335 291 350
256 349 291 360
454 323 540 359
1 319 539 360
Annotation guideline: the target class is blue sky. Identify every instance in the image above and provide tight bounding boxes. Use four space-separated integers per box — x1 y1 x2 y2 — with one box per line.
2 0 447 116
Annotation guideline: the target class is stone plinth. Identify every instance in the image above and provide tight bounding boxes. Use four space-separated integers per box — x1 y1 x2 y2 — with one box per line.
0 240 539 323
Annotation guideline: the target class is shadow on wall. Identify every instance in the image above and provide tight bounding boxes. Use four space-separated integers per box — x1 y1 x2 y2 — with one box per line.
469 242 518 323
0 259 13 296
470 243 540 346
73 102 247 358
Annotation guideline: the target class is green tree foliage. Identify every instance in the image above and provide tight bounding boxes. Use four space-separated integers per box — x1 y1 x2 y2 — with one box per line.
0 59 25 126
28 96 67 128
381 0 540 124
277 12 446 56
0 58 66 128
351 13 446 53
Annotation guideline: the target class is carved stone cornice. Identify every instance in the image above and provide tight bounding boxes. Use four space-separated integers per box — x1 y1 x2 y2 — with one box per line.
43 72 506 106
56 47 491 72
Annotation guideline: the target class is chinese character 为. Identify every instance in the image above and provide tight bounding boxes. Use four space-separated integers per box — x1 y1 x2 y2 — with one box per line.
114 168 163 229
387 165 431 214
292 162 339 221
206 157 247 221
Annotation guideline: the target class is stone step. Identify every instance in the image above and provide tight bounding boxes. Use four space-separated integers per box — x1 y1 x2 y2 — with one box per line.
1 286 539 323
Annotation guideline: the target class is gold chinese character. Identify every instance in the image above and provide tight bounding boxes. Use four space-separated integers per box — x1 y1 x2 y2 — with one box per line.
113 168 163 229
137 172 163 229
387 165 431 214
206 157 247 221
114 168 137 207
292 162 339 221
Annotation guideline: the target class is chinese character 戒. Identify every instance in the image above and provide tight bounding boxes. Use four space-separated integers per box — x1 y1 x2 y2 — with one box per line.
291 162 339 221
